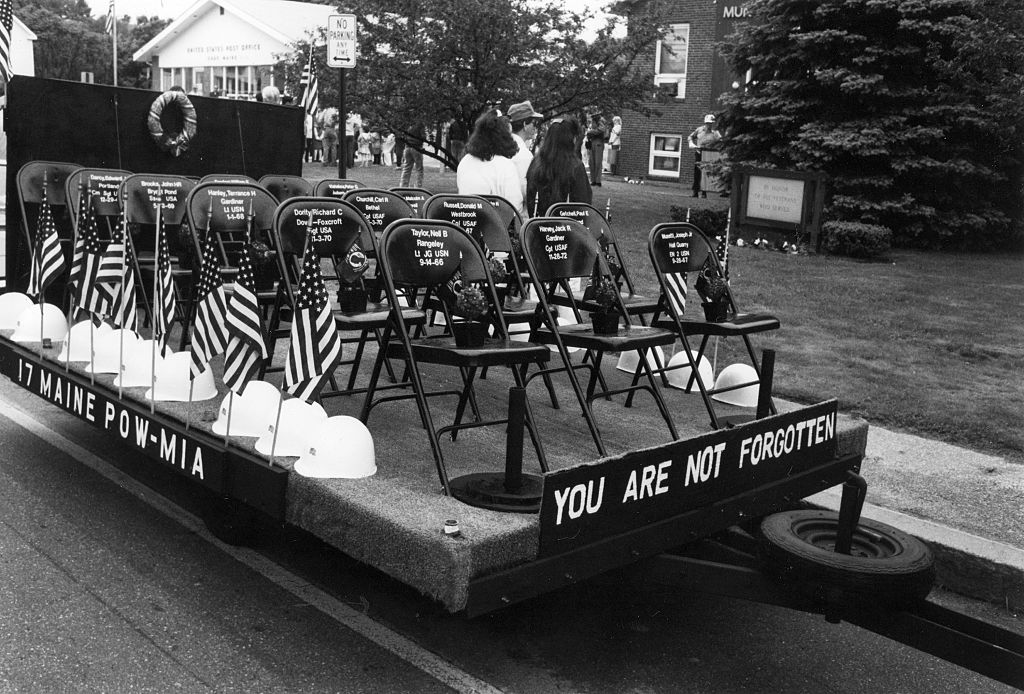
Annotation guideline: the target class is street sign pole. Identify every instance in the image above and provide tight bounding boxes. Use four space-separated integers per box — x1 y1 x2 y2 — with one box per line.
339 70 346 179
327 13 357 181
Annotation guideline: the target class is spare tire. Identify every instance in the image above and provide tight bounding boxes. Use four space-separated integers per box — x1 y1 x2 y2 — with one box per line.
760 509 935 607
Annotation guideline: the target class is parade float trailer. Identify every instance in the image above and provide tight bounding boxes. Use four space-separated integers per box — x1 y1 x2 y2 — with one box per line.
2 77 1021 689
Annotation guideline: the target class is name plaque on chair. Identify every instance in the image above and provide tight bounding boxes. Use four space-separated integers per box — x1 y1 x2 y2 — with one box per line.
537 400 838 556
83 173 129 213
285 204 361 255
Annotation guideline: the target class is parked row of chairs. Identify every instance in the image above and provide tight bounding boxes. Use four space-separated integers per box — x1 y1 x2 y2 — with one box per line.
13 161 779 497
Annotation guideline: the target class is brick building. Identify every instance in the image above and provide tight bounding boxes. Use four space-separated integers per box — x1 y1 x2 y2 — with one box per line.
615 0 754 183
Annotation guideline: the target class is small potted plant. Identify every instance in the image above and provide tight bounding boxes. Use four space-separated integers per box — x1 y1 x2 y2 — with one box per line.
488 256 510 305
452 284 490 347
698 273 731 322
588 277 621 335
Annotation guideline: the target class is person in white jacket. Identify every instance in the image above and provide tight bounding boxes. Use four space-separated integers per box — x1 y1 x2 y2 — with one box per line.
456 109 525 217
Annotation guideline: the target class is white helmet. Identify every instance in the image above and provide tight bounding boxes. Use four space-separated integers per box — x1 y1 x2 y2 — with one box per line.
113 338 162 388
88 329 140 375
294 416 377 479
711 363 760 407
665 350 714 392
58 320 113 363
212 381 282 438
0 292 33 329
145 351 218 402
255 398 328 458
11 303 69 343
615 346 666 374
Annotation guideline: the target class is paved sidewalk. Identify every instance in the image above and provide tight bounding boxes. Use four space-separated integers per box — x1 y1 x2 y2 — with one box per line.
808 423 1024 609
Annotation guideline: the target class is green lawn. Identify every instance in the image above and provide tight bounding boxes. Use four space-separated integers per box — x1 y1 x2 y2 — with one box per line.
301 162 1024 462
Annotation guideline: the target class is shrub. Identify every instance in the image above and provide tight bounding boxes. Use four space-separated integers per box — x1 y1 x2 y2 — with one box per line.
669 206 729 239
821 221 892 259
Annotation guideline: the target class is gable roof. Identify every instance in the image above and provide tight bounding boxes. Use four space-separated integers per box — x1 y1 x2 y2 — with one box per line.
133 0 333 63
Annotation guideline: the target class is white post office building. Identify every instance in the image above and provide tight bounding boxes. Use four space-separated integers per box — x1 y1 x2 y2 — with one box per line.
132 0 333 98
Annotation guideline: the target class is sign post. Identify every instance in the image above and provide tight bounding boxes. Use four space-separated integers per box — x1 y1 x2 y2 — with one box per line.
327 13 357 179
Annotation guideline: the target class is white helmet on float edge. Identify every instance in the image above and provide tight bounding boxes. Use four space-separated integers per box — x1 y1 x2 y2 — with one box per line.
294 416 377 479
89 329 140 375
711 363 760 407
212 381 282 438
255 398 328 458
615 346 666 374
114 339 162 388
11 303 69 343
665 350 714 392
0 292 33 329
145 351 218 402
59 320 113 363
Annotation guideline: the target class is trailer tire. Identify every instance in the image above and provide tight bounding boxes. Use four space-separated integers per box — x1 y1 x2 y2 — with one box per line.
760 510 934 607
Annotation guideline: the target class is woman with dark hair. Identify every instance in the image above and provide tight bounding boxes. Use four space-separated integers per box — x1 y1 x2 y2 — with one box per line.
526 120 592 218
456 110 525 215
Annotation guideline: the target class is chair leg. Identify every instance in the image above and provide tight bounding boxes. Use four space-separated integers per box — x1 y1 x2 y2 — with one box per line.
511 366 548 472
346 329 369 391
640 347 679 440
450 366 479 440
741 334 777 415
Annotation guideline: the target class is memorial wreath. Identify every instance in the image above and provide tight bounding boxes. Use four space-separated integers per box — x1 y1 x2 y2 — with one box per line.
147 90 197 156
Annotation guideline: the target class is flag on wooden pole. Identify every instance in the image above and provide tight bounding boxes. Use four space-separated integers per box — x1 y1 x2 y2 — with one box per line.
27 182 66 300
0 0 14 84
188 229 230 377
283 245 340 402
153 214 177 347
74 199 120 318
106 217 137 331
299 45 319 117
104 0 115 34
222 252 268 393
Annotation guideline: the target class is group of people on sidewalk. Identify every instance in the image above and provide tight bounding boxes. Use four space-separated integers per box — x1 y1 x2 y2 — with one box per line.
303 109 397 168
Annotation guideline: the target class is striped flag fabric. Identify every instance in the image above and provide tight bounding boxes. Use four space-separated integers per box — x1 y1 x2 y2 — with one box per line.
104 0 115 34
222 252 268 393
68 191 94 294
664 272 688 317
1 0 14 84
188 231 230 377
27 188 66 300
299 47 319 117
283 246 341 402
715 234 729 281
106 219 137 331
153 219 177 346
74 199 120 317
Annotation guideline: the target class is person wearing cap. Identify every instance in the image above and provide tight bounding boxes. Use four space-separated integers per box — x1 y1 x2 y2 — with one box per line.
507 100 543 199
688 114 722 197
585 114 608 186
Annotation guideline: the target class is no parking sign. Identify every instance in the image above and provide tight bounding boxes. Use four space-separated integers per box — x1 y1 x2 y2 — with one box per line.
327 14 357 68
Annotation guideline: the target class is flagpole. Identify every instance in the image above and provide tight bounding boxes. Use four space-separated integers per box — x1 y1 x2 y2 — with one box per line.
37 177 49 360
150 204 161 415
117 209 128 398
66 181 86 372
223 390 234 447
111 0 118 86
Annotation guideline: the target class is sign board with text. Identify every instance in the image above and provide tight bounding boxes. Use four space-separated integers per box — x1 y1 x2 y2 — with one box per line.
327 14 357 68
730 167 826 251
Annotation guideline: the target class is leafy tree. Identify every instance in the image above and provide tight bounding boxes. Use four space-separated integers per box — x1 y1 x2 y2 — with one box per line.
15 0 108 82
115 16 172 88
718 0 1024 252
280 0 668 168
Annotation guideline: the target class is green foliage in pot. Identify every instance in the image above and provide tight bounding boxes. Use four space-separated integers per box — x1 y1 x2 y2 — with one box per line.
455 285 489 319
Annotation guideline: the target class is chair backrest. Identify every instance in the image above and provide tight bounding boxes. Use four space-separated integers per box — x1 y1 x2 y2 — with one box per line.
389 187 432 215
342 188 415 239
520 217 600 284
259 174 314 202
185 182 279 267
121 174 197 227
421 193 511 253
314 178 366 198
380 219 486 289
199 173 259 186
647 222 723 317
17 160 81 207
66 168 132 228
547 201 634 292
481 194 523 235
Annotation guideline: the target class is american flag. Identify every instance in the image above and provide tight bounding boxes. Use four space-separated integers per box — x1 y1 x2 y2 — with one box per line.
68 190 94 294
27 185 66 300
105 0 115 34
153 217 177 346
299 46 319 117
1 0 13 84
715 234 729 281
73 197 120 317
188 230 230 377
222 252 268 393
106 219 137 331
283 246 340 402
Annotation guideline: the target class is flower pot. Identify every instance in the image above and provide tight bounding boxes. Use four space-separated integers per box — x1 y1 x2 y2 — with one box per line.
702 301 729 323
452 321 488 347
589 311 620 335
337 286 368 313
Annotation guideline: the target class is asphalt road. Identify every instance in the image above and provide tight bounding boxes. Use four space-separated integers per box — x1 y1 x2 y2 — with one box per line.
1 376 1020 694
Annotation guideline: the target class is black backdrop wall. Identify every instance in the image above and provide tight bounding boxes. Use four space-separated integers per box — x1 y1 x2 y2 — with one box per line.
4 75 304 286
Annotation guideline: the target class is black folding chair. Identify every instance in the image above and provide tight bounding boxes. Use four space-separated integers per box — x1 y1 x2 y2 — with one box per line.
258 174 314 202
360 219 551 495
183 182 280 352
270 197 425 396
314 178 366 198
16 161 81 300
648 222 780 428
66 168 132 236
389 186 432 215
520 217 679 456
546 201 659 323
121 174 198 346
199 173 259 186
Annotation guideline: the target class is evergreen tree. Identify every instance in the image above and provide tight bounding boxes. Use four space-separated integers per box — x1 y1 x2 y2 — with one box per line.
719 0 1024 253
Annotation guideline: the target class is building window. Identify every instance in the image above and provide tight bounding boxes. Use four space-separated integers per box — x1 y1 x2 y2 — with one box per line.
654 23 689 99
649 133 683 178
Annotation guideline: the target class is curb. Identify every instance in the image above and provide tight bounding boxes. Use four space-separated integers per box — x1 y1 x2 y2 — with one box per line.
807 488 1024 610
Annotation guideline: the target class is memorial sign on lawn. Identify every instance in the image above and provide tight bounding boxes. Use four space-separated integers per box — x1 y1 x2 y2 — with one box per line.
730 167 826 251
